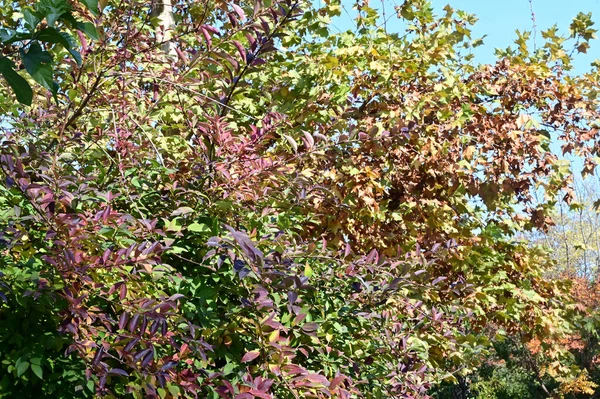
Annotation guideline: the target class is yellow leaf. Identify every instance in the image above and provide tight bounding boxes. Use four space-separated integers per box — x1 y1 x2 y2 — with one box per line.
301 169 314 178
516 113 531 129
269 330 279 343
304 263 313 278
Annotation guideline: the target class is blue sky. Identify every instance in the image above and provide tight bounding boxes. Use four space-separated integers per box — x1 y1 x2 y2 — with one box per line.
334 0 600 71
429 0 600 69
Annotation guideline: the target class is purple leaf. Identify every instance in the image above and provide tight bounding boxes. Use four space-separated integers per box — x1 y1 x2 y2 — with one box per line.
119 283 127 300
118 312 129 330
234 259 246 271
432 276 447 285
140 316 148 334
161 361 178 371
251 58 266 66
246 34 257 51
238 267 251 279
92 347 104 365
161 320 167 336
227 226 263 263
149 320 160 336
124 337 139 352
134 348 151 362
168 294 185 301
128 314 139 332
228 13 238 27
157 373 166 388
141 348 154 367
287 291 298 305
108 368 129 377
102 248 111 263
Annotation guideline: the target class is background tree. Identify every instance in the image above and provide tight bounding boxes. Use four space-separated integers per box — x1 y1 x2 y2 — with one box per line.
529 177 600 279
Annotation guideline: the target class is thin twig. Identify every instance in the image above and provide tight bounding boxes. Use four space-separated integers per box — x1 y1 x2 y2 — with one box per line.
528 0 537 51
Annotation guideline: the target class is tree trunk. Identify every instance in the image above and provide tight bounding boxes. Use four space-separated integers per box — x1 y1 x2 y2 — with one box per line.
152 0 176 58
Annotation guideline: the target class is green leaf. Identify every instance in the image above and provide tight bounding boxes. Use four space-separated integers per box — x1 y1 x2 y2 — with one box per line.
167 385 181 397
23 9 42 31
20 43 55 92
0 28 17 43
304 263 314 278
16 361 29 377
29 357 42 366
68 49 82 66
39 30 83 65
31 364 43 379
78 22 99 40
59 11 79 28
522 289 543 303
0 57 33 105
35 0 71 26
187 222 211 233
80 0 100 16
36 27 71 49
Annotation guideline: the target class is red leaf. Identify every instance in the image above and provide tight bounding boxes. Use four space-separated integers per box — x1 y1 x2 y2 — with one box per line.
119 283 127 300
365 248 378 264
232 4 246 20
330 375 347 390
232 40 246 61
200 27 212 49
203 24 220 35
282 364 308 376
248 390 272 399
344 243 352 258
241 350 260 363
302 322 318 332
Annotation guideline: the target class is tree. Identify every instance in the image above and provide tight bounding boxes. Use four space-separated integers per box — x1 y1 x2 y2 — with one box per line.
530 177 600 279
0 0 599 397
518 176 600 397
0 0 99 106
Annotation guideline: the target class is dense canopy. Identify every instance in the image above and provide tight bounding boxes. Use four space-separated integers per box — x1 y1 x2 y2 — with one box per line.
1 0 600 398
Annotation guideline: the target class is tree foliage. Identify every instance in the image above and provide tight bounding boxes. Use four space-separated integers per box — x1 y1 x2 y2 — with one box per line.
1 0 600 398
